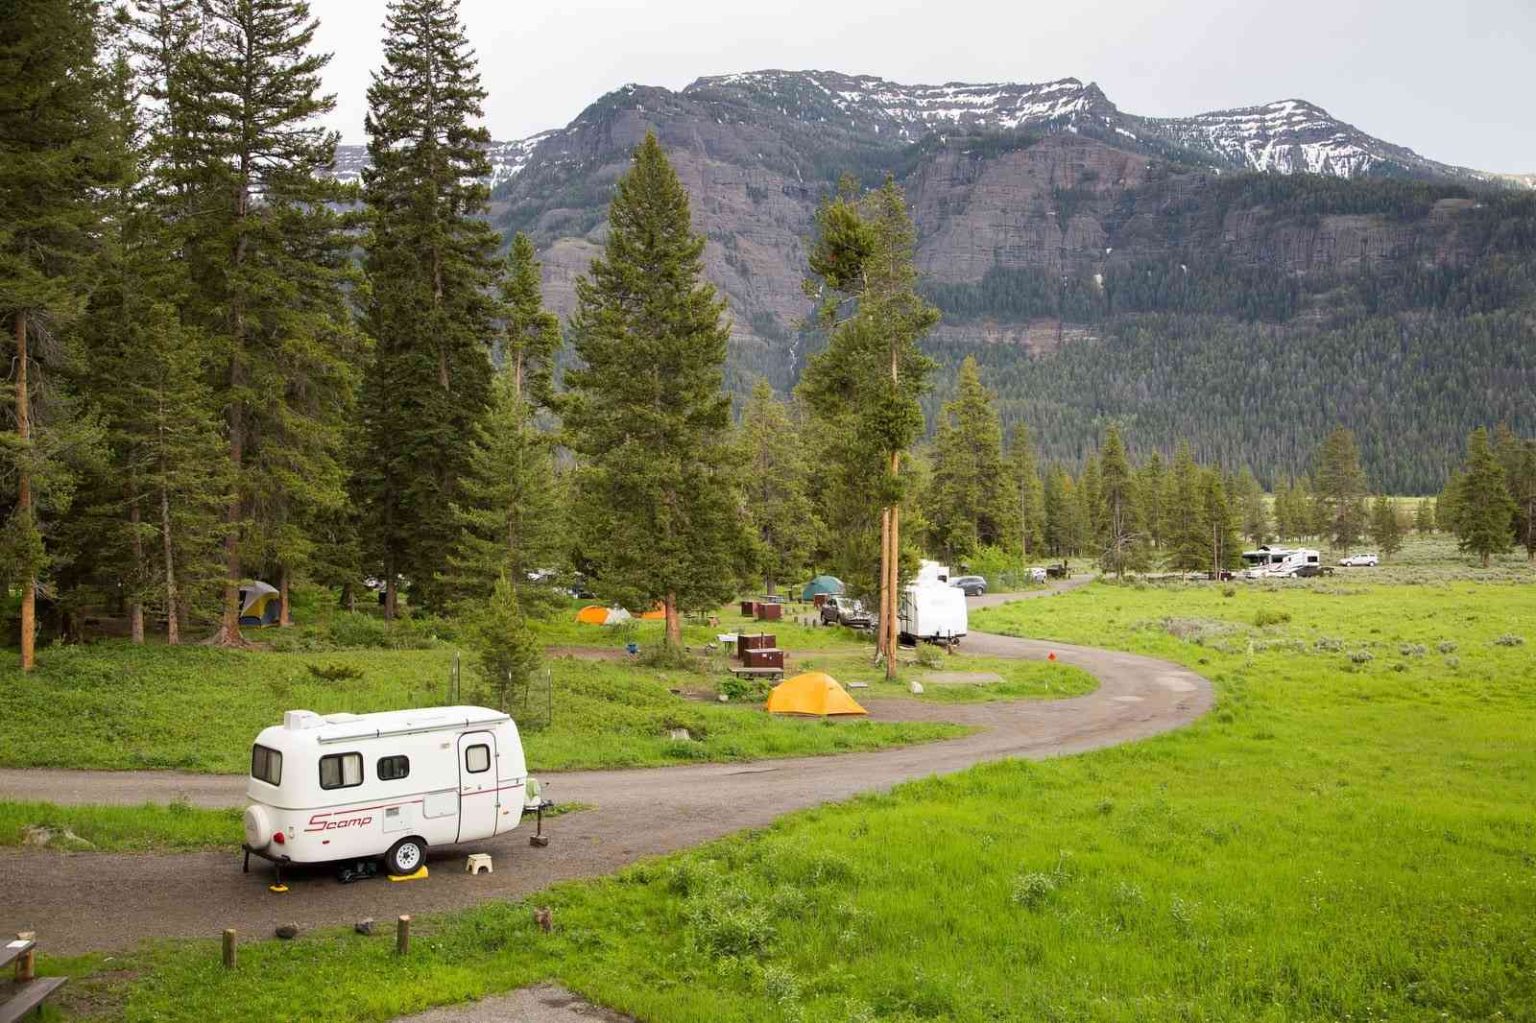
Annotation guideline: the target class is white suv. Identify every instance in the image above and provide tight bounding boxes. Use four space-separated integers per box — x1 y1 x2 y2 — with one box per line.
1339 553 1379 567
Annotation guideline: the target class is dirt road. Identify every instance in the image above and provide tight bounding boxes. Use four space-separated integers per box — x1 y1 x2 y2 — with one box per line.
0 584 1212 955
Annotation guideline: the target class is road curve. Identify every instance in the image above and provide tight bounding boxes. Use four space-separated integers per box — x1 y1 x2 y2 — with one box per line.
0 584 1213 955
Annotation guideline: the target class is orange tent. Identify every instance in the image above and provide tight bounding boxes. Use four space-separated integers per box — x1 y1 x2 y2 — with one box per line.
575 605 632 625
765 672 868 717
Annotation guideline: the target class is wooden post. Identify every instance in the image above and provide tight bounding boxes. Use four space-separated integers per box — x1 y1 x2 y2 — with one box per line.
222 928 237 969
16 931 35 983
396 914 410 955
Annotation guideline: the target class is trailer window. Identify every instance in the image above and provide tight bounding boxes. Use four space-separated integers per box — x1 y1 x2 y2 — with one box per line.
251 745 282 786
464 744 491 774
377 755 410 782
319 752 363 790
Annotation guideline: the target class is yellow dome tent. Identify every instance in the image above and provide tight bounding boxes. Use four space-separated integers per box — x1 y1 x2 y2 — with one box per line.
765 672 868 717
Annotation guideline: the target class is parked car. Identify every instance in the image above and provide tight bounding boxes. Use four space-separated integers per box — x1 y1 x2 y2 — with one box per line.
820 595 872 628
1028 566 1048 584
1339 553 1379 567
951 574 988 597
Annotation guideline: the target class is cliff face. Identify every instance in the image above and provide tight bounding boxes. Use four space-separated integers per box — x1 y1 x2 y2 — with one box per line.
331 70 1534 487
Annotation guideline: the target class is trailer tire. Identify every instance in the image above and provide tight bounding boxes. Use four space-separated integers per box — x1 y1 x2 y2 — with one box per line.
385 836 426 875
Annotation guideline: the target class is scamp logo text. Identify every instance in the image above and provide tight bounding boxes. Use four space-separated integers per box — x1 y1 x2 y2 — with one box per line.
305 813 375 832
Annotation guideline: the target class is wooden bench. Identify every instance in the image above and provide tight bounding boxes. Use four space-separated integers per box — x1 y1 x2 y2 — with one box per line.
1 935 67 1023
728 666 784 682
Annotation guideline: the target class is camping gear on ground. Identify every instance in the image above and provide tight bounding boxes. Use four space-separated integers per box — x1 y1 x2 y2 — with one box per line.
238 580 281 627
755 603 783 621
737 633 775 658
575 605 632 626
801 575 845 601
743 647 784 669
765 672 868 717
242 706 545 880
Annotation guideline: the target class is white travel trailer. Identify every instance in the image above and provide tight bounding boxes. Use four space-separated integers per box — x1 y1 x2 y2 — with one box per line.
898 561 969 645
242 706 538 877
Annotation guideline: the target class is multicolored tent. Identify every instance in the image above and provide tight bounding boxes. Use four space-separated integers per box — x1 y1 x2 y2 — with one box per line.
765 672 868 717
575 605 633 626
238 580 280 627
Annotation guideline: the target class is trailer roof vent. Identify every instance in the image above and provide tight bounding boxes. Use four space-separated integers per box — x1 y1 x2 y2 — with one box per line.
283 709 322 730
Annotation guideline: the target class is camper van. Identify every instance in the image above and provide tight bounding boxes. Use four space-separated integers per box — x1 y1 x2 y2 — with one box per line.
242 706 535 876
1240 546 1322 579
898 561 969 645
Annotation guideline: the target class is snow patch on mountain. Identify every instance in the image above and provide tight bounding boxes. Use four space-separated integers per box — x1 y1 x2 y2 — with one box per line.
330 132 556 190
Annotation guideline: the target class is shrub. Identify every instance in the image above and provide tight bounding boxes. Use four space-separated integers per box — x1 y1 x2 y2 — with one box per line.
1349 650 1374 664
1314 637 1344 652
914 644 944 669
306 662 363 682
718 674 772 701
1011 871 1058 910
1437 641 1458 654
1253 609 1291 627
1493 634 1525 647
1398 644 1426 658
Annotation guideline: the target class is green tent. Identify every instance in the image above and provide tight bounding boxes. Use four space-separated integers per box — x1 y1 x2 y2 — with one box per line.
801 575 845 601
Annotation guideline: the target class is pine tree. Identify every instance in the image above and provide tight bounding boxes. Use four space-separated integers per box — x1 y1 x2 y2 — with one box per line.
500 233 561 408
1452 427 1515 566
1200 469 1242 575
1136 451 1166 550
0 0 123 666
1369 495 1404 559
1508 439 1536 560
1164 442 1207 572
1315 427 1369 550
1236 468 1269 546
926 357 1017 562
800 176 938 673
445 367 563 610
149 0 359 640
359 0 501 617
1008 424 1046 557
562 134 747 649
1413 497 1437 535
1438 470 1464 537
739 381 820 595
466 574 542 714
1097 424 1146 576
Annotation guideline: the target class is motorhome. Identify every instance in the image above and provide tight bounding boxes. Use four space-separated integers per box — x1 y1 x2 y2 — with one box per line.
242 706 537 876
898 561 969 645
1240 546 1322 579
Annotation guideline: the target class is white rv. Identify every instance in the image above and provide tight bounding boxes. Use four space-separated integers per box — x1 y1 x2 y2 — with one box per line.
898 561 969 645
242 706 536 876
1240 546 1322 579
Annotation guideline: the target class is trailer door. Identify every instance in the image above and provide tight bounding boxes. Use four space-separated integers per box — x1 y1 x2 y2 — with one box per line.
456 731 499 842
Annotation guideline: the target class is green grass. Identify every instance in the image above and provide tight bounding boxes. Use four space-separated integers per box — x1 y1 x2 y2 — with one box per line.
786 649 1097 703
0 644 964 775
53 575 1536 1021
0 800 241 852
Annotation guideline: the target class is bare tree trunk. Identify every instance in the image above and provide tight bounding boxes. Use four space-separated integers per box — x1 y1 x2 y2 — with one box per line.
16 312 35 671
664 592 681 650
217 402 243 645
384 557 398 621
129 499 145 644
887 500 901 680
278 565 291 626
160 485 180 646
876 506 891 665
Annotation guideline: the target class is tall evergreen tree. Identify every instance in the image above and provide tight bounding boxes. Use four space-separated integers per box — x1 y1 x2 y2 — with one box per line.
500 232 561 408
1315 426 1369 550
1369 495 1404 559
1164 442 1207 572
1136 451 1166 550
445 367 563 609
1452 427 1515 567
1437 469 1464 537
800 176 938 672
926 357 1018 562
1236 467 1269 546
1508 439 1536 561
1413 497 1437 535
562 134 747 648
739 381 820 595
1200 469 1242 575
0 0 122 667
1097 424 1146 577
150 0 358 641
1008 424 1046 557
359 0 500 616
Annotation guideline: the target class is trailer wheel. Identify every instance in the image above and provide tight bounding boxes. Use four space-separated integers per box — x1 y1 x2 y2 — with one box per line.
385 836 426 875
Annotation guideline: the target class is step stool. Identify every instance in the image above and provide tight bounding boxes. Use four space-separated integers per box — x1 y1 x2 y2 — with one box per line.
465 853 493 875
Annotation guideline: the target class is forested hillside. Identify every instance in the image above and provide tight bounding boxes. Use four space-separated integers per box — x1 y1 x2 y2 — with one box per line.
477 76 1536 492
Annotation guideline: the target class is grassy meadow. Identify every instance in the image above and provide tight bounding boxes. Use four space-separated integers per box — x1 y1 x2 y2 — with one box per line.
45 547 1536 1022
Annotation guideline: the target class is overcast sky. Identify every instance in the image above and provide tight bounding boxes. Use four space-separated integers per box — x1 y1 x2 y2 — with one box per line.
313 0 1536 173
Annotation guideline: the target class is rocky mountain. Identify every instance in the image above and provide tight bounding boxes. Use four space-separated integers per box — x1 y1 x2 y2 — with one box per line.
332 71 1535 489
